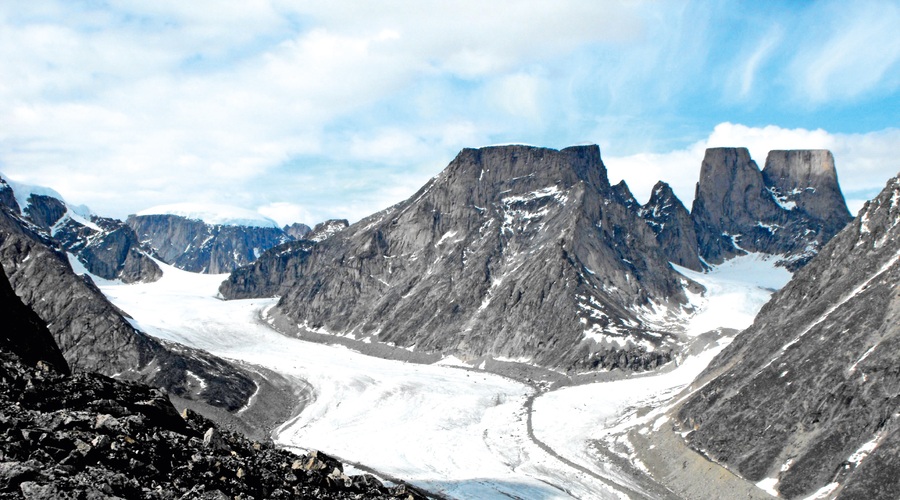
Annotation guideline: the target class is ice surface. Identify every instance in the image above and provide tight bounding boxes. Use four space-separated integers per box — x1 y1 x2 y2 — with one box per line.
137 202 279 228
99 261 626 499
94 251 791 499
673 253 792 336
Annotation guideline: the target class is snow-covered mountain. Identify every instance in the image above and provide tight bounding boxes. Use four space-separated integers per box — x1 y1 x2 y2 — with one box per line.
127 204 322 274
678 172 900 499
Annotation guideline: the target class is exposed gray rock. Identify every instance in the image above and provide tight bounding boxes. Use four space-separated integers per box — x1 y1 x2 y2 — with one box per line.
307 219 349 242
54 216 162 283
691 147 852 270
762 149 853 231
283 222 312 240
220 239 318 299
0 260 69 375
678 173 900 499
0 178 19 213
223 145 692 371
610 180 641 212
126 214 291 274
21 194 66 230
0 177 161 284
640 181 704 271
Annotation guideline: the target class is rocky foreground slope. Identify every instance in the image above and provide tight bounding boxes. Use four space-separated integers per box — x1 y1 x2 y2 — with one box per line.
678 173 900 499
0 262 422 500
222 145 852 374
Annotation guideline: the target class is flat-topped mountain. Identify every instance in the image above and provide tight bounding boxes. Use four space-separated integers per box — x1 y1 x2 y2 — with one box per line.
691 147 852 270
224 145 694 371
678 172 900 499
126 204 326 274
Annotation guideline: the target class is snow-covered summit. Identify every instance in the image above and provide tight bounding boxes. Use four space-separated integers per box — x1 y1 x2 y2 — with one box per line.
136 203 279 228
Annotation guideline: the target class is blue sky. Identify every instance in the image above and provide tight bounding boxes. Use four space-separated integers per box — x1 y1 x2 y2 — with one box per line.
1 1 898 224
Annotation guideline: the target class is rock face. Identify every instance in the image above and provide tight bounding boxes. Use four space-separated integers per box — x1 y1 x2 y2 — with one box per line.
307 219 350 242
224 145 694 371
0 207 256 413
283 222 312 240
691 148 852 270
126 214 291 274
0 261 69 375
640 181 704 271
0 178 161 283
678 173 900 499
0 289 422 499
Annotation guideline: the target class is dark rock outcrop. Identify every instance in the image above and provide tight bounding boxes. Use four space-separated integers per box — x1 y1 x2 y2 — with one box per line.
223 145 693 371
678 173 900 499
640 181 704 271
54 216 162 283
0 298 422 499
691 148 852 270
0 177 19 213
0 261 69 375
126 214 291 274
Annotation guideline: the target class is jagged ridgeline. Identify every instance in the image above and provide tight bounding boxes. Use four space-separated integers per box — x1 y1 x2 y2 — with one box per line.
678 173 900 499
223 145 697 370
222 145 854 372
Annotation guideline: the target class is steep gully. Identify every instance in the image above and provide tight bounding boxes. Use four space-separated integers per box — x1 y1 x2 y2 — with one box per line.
97 255 787 499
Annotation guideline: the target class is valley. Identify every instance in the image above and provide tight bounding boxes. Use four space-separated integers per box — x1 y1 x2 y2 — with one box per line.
97 254 790 499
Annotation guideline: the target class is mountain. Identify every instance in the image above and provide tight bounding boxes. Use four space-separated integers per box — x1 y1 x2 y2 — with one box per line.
0 176 161 283
691 148 853 270
639 181 704 271
677 173 900 499
223 145 695 371
0 269 423 500
0 203 296 436
126 204 293 274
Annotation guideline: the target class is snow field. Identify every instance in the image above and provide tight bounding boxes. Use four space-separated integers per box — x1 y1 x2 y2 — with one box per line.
96 252 791 499
98 261 624 498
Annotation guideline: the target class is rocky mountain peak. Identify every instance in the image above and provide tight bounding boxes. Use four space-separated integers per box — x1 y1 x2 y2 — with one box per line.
436 145 610 210
691 147 852 269
223 144 691 372
611 180 640 211
762 149 853 222
641 181 704 271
